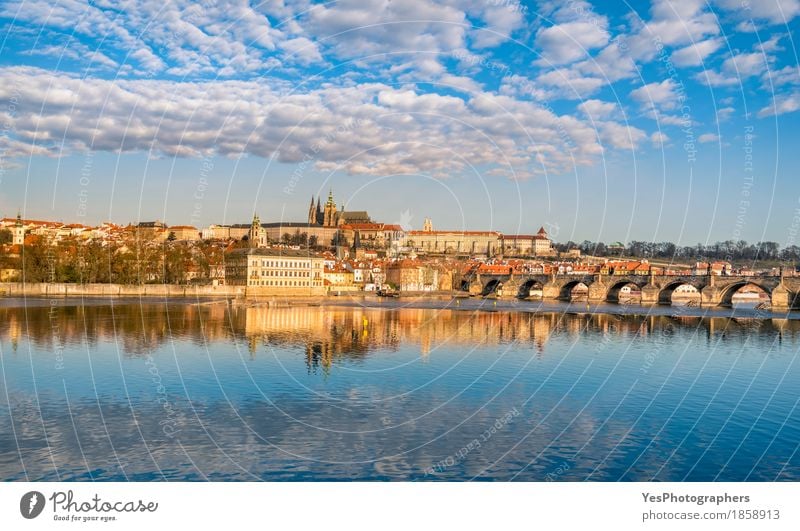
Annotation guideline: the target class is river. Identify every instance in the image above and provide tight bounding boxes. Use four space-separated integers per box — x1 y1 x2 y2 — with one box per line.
1 298 798 481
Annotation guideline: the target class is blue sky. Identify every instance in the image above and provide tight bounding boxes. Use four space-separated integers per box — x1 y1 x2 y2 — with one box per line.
0 0 799 245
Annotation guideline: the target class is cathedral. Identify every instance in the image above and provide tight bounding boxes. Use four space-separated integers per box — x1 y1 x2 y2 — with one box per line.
307 190 371 227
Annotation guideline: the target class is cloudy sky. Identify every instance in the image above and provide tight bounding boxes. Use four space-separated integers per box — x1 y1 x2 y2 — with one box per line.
0 0 799 244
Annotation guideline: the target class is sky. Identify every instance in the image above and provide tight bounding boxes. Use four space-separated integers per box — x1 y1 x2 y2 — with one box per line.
0 0 799 246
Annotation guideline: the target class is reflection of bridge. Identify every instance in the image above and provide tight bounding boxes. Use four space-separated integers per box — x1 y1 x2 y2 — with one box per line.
467 273 800 308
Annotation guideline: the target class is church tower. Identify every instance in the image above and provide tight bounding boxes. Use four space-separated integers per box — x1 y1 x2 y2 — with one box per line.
307 196 316 225
12 212 24 245
249 213 266 248
323 189 337 227
423 217 433 232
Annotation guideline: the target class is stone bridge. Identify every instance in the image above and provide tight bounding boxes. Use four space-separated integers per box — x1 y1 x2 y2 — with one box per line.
466 273 800 309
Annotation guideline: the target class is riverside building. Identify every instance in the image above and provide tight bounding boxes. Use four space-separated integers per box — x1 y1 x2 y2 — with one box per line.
224 248 326 295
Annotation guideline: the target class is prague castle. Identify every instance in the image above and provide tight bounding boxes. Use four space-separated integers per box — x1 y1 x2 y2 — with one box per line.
202 189 553 258
307 190 371 227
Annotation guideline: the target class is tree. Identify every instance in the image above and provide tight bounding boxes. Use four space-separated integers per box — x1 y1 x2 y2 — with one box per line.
0 229 12 244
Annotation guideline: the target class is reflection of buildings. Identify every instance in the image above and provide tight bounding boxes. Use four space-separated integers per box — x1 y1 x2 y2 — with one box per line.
3 303 799 371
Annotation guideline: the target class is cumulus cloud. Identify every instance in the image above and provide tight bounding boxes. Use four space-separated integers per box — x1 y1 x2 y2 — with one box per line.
280 37 324 65
670 38 723 67
577 99 618 119
468 2 526 48
698 49 772 87
1 0 284 76
630 79 681 113
698 133 720 143
24 41 119 69
305 0 467 61
714 0 800 24
758 92 800 117
650 131 669 146
0 66 645 178
536 68 605 99
535 21 610 65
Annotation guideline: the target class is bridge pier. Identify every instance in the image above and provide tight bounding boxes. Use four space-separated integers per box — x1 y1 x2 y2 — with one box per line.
588 281 607 303
499 279 522 298
640 285 660 305
701 286 721 306
542 282 562 300
771 284 791 311
468 282 483 296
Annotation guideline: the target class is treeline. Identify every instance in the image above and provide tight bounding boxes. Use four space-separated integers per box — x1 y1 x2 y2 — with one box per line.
553 240 798 262
1 235 224 284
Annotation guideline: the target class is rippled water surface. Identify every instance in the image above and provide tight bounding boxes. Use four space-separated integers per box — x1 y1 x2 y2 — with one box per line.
1 299 799 481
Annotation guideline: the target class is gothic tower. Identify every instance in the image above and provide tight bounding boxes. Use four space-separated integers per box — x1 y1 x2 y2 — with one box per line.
307 196 316 225
323 189 337 227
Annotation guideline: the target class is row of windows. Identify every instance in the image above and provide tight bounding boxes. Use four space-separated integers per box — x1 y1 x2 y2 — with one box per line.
254 270 311 277
248 280 318 287
249 260 320 268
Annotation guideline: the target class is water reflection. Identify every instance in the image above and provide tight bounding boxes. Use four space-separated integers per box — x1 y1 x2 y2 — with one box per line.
0 300 798 481
2 300 796 360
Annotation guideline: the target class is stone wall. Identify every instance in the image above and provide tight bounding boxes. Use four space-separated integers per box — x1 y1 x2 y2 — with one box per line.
0 283 246 298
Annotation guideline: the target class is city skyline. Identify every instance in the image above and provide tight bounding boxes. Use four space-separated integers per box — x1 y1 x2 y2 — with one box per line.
1 1 799 243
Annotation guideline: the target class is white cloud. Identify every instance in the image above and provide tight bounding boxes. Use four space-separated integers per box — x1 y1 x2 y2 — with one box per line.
280 37 323 65
698 133 720 143
574 40 638 82
1 0 284 76
468 3 526 48
305 0 467 61
765 65 800 87
537 68 605 99
670 38 723 67
0 66 643 178
723 52 769 77
642 0 721 46
650 131 670 146
716 106 735 121
598 121 647 150
714 0 800 24
535 21 610 65
577 99 617 119
758 92 800 117
24 42 118 69
699 50 771 87
630 79 681 112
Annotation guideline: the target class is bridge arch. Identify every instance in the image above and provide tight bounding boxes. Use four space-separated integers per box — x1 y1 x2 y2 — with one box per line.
482 279 503 296
658 281 703 305
606 280 644 303
718 281 772 307
559 280 590 301
516 279 545 299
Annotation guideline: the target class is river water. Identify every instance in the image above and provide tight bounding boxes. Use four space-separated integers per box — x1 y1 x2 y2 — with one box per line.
1 298 798 481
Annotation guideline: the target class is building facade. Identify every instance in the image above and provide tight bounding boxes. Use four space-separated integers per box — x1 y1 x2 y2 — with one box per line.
224 248 325 295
